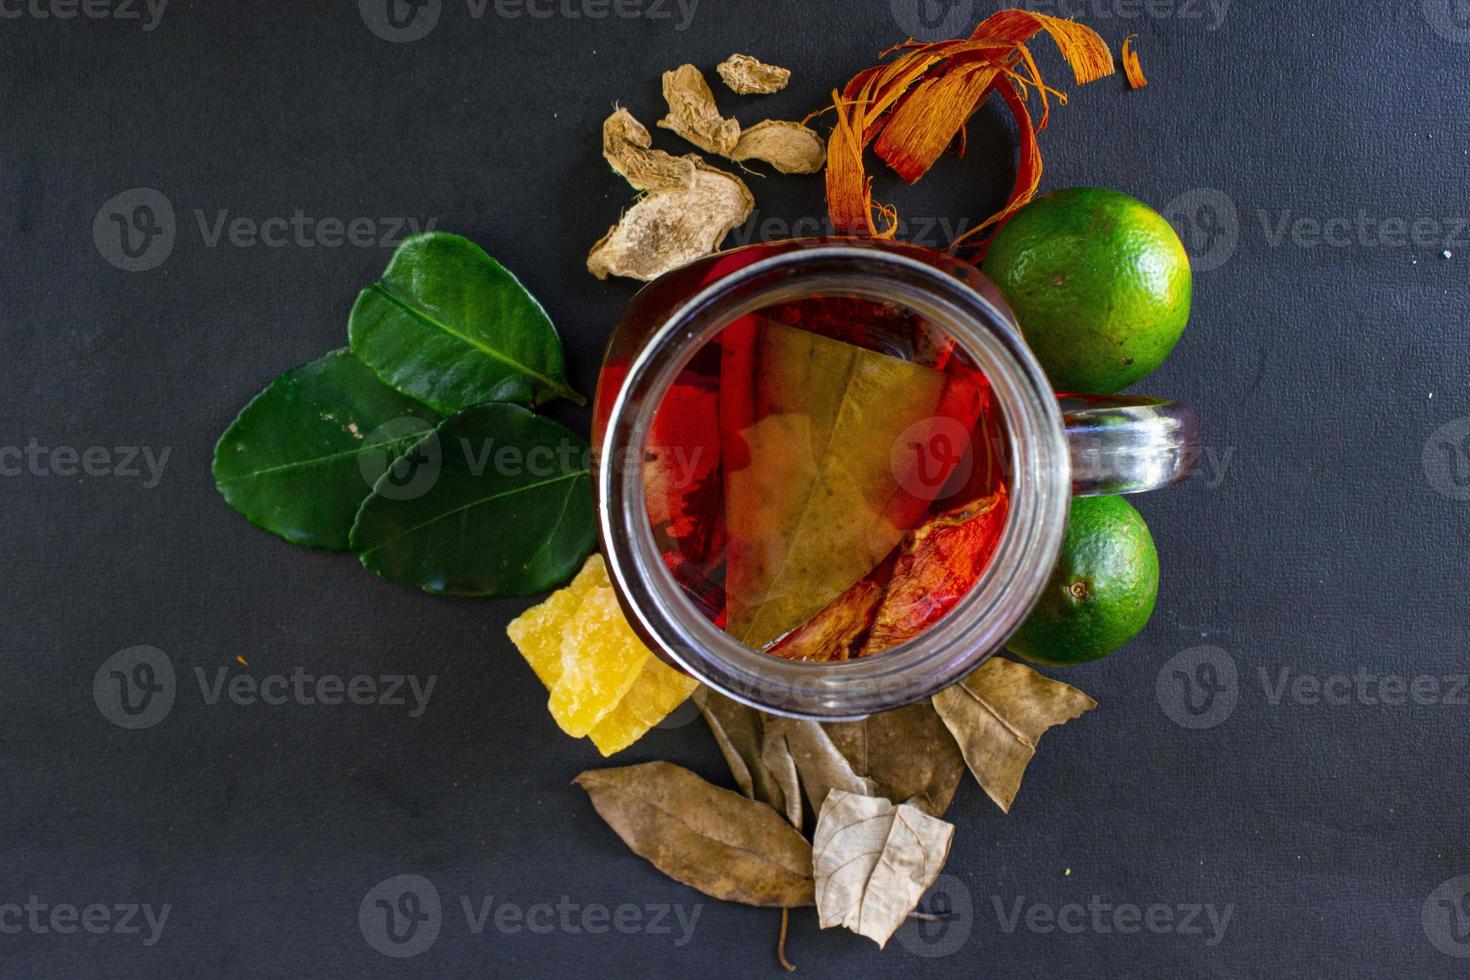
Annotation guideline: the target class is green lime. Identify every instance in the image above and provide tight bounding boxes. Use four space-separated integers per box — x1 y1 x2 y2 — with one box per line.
1008 495 1158 667
982 187 1191 394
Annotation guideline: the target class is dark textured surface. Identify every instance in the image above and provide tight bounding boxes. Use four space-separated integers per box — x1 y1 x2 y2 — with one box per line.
4 2 1469 976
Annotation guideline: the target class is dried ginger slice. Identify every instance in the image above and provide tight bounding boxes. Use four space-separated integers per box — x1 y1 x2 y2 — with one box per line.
658 64 741 156
717 54 791 95
731 120 826 175
587 159 754 281
603 106 695 192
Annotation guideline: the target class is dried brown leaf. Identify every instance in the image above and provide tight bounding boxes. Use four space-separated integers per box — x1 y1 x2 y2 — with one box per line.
931 657 1096 813
764 716 878 814
586 159 754 281
602 106 696 192
731 120 827 175
812 790 954 948
692 686 802 830
658 64 740 156
575 761 815 908
760 730 804 831
717 53 792 95
825 701 967 818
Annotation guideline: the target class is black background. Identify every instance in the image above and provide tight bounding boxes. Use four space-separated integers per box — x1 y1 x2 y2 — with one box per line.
4 1 1470 976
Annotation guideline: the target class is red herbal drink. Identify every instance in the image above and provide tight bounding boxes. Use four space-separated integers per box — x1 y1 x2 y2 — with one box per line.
635 290 1013 661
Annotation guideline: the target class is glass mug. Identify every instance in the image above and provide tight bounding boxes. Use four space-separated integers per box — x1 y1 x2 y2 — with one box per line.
592 238 1198 720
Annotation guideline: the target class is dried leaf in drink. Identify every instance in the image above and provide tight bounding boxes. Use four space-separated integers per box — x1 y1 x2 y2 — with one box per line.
931 656 1096 813
811 790 955 948
824 701 967 818
717 53 791 95
587 159 754 282
720 319 982 648
575 761 815 908
731 120 826 174
602 106 696 192
658 64 741 156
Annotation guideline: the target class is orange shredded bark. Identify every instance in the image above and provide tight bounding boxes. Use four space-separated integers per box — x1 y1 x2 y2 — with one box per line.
824 9 1115 253
1122 34 1148 90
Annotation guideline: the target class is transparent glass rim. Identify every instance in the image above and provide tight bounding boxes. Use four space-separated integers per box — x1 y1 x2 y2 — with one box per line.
596 241 1071 720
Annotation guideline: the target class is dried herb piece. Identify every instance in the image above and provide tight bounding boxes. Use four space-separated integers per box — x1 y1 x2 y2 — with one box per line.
717 53 791 95
824 702 967 818
768 572 887 662
861 486 1009 654
931 657 1096 813
764 717 879 813
825 9 1114 252
692 686 802 829
730 120 827 174
812 790 955 948
658 64 741 156
1122 34 1148 90
602 106 696 192
575 761 815 908
587 159 754 281
769 484 1004 662
760 730 805 830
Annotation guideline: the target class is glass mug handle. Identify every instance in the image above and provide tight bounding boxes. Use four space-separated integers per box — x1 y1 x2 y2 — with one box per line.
1060 394 1200 496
